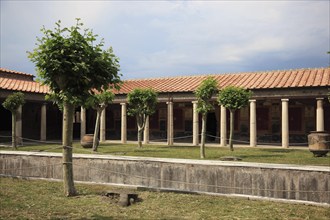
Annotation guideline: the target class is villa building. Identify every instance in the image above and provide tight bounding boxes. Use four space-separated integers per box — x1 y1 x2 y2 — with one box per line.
0 67 329 147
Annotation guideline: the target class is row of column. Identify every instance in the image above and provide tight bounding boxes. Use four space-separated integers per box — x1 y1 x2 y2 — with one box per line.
110 98 325 148
15 103 47 144
35 98 325 148
248 98 324 148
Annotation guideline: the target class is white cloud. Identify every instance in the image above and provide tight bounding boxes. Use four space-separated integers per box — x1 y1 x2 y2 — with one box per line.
1 0 329 77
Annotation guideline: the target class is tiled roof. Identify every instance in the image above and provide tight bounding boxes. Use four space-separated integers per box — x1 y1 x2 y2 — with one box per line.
0 77 49 94
1 67 329 95
0 68 34 77
117 68 330 94
0 68 49 94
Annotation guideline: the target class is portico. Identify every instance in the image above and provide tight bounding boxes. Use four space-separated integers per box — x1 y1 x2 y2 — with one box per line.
1 67 329 147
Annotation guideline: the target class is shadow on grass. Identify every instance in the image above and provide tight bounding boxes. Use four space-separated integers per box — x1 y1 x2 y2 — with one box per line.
133 149 167 153
161 146 199 150
238 154 285 159
259 149 293 153
90 215 114 220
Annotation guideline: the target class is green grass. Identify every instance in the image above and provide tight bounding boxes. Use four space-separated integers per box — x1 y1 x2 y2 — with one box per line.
1 177 329 220
1 142 329 166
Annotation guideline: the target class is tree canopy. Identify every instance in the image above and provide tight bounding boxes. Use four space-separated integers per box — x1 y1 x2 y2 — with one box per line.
28 18 121 103
127 88 158 148
195 77 218 115
218 86 252 151
127 88 158 117
217 86 252 111
2 92 25 112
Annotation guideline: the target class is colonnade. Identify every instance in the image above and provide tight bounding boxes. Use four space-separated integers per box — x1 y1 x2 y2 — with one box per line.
33 97 326 148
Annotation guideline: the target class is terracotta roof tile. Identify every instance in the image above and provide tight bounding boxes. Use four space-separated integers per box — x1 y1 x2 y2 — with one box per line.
235 73 250 88
254 72 268 88
262 71 275 88
239 73 255 88
1 67 329 95
0 67 34 77
305 69 313 87
0 77 49 94
276 71 286 87
293 70 302 86
314 69 323 86
320 68 330 86
116 67 329 94
297 69 309 87
283 70 293 87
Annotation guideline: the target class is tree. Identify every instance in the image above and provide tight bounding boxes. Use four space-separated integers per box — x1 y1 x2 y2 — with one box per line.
85 90 114 152
217 86 252 151
28 19 121 196
2 92 25 149
127 88 158 148
194 77 218 158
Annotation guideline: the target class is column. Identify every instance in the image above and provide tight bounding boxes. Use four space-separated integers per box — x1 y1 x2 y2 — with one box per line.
100 108 106 142
316 98 324 131
40 103 47 141
281 99 289 148
220 105 227 147
192 101 199 146
121 103 127 144
167 101 174 145
143 115 150 144
80 107 86 139
16 105 22 145
249 100 257 147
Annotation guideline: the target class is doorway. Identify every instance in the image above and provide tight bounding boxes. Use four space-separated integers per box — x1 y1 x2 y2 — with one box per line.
206 112 217 141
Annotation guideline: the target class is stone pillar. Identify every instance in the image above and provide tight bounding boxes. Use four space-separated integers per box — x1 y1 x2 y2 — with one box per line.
40 103 47 141
143 115 150 144
80 107 86 139
220 105 227 147
16 105 22 145
316 98 324 132
192 101 199 146
100 108 106 142
121 103 127 144
249 100 257 147
167 101 174 146
281 99 289 148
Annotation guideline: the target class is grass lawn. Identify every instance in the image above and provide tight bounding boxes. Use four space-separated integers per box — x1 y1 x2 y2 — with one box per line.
1 142 329 166
1 177 329 220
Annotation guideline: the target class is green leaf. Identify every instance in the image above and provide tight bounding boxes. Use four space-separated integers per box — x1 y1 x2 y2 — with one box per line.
217 86 252 111
27 19 122 103
194 77 218 115
2 92 25 112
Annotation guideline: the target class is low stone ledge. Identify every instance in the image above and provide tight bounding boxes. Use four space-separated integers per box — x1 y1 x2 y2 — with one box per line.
0 151 329 204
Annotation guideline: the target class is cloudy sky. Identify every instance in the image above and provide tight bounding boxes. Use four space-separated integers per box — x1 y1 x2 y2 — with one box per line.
1 0 329 79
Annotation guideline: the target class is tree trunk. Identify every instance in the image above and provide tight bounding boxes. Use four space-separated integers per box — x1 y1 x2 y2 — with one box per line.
229 109 235 151
137 126 143 148
137 114 146 148
62 102 76 196
12 112 17 150
93 109 101 152
200 113 207 159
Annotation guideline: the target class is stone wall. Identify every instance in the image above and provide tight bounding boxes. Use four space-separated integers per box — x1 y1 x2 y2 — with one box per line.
0 151 329 204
